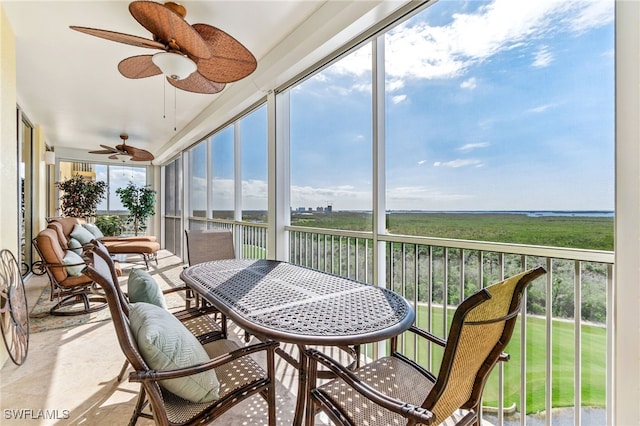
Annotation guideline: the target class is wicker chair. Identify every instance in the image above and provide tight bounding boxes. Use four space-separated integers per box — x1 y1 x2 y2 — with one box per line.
90 239 227 381
184 229 241 339
184 229 236 266
304 266 546 426
31 228 107 316
83 243 278 426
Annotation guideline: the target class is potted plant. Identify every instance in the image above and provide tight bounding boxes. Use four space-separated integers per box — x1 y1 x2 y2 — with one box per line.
116 182 156 236
95 214 125 237
56 175 108 220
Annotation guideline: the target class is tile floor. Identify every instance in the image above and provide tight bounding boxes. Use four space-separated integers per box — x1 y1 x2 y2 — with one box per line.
0 252 333 425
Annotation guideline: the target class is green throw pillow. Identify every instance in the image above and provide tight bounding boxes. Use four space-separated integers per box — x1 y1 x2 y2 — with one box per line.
67 238 83 255
82 222 105 239
70 224 95 245
62 250 85 276
127 268 167 309
129 302 220 403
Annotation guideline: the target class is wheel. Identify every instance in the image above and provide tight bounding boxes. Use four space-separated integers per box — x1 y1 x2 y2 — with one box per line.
0 250 29 365
31 260 46 276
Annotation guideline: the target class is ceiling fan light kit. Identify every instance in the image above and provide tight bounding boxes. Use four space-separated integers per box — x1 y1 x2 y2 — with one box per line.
152 51 196 80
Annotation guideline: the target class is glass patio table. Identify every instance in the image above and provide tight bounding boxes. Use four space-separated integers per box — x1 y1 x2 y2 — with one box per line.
180 258 415 425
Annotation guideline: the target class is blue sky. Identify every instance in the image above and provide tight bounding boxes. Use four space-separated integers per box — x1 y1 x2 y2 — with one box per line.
289 0 614 212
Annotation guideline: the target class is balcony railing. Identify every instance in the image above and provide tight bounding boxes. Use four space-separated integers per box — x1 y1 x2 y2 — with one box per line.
191 219 614 426
189 218 268 260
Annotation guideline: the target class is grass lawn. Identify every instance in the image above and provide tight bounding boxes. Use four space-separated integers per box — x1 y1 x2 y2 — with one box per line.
397 305 606 414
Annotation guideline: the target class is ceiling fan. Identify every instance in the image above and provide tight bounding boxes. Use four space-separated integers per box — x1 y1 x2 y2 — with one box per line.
89 133 155 162
70 1 257 94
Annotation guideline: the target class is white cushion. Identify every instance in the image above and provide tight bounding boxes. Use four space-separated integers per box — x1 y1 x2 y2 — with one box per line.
129 302 220 403
70 223 95 245
82 222 105 239
62 250 85 276
67 237 83 255
128 268 167 309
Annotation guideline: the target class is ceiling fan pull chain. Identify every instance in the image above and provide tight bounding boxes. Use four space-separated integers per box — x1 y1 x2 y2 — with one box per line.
174 86 177 132
163 79 166 119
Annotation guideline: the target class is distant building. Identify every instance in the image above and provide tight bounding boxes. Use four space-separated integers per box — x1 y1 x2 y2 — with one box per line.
293 204 333 213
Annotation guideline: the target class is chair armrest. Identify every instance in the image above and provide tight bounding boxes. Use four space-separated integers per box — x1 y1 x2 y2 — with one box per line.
306 348 435 425
162 285 190 296
43 261 85 269
406 325 447 348
129 340 278 382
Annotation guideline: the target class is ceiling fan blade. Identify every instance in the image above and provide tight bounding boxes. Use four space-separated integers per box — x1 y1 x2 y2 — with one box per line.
69 26 164 50
167 71 226 94
89 149 118 155
129 1 211 59
88 144 120 154
101 144 120 152
130 154 155 162
192 23 257 83
123 145 155 161
118 55 162 79
107 155 121 160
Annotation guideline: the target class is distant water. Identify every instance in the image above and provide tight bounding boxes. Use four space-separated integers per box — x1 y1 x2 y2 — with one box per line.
386 210 614 218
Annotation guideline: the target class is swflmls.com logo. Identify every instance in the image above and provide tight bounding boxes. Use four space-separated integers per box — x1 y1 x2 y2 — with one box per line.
4 409 70 420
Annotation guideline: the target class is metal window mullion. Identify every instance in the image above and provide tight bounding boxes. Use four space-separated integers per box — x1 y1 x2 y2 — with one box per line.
207 138 214 220
234 121 242 222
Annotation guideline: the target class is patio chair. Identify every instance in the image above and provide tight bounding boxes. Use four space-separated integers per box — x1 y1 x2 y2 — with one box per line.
304 266 546 426
31 228 107 316
184 229 242 339
90 239 226 381
184 229 236 266
82 243 278 426
184 228 235 305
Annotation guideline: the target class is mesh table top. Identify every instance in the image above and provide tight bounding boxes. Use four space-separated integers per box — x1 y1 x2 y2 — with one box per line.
181 259 415 345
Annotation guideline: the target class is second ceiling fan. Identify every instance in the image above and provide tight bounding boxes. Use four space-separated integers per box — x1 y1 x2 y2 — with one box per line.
89 133 154 162
70 1 257 94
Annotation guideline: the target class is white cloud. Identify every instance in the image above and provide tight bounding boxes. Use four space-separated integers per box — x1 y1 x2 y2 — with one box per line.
391 94 407 104
417 160 426 165
528 103 556 113
532 45 553 67
433 159 483 168
460 77 477 90
458 142 489 152
325 0 613 92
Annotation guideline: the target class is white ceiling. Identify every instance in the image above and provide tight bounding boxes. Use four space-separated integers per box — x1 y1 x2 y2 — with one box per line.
3 0 409 164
